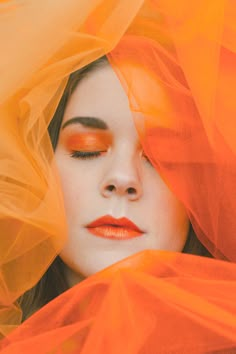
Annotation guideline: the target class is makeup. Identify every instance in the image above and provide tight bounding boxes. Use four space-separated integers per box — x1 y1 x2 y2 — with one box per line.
64 131 112 152
86 215 144 240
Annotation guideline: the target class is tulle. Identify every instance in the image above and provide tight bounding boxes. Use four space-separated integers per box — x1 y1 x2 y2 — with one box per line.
108 31 236 262
1 251 236 353
1 0 236 352
0 0 143 336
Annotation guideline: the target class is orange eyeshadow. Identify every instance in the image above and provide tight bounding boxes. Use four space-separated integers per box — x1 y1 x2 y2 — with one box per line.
64 131 112 151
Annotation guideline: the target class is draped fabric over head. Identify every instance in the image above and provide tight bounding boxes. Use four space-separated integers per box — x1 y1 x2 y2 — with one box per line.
0 0 236 353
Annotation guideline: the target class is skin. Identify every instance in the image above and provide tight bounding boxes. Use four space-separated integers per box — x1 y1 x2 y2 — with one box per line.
55 63 189 286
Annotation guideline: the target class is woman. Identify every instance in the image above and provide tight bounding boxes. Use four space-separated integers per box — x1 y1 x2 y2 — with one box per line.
18 55 212 321
1 1 236 353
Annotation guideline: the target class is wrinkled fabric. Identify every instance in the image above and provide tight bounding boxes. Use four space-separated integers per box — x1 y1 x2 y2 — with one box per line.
1 251 236 353
1 0 236 352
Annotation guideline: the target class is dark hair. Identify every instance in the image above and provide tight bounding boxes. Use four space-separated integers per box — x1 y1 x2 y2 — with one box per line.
18 55 212 321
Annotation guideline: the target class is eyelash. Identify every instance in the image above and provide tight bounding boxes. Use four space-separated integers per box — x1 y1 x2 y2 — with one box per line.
70 151 104 160
69 150 152 165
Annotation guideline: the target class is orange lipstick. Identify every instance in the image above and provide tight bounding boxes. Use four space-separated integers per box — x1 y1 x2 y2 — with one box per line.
86 215 144 240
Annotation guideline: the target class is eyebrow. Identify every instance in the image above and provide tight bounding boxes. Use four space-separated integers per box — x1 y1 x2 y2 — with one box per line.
61 116 108 130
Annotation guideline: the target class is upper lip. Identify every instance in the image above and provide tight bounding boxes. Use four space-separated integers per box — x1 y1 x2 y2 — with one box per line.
86 215 144 233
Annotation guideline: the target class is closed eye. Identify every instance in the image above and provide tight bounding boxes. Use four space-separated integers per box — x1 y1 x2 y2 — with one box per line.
69 150 153 165
142 152 153 166
70 151 105 160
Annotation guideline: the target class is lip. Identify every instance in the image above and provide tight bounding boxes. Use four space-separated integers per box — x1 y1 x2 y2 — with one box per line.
86 215 144 240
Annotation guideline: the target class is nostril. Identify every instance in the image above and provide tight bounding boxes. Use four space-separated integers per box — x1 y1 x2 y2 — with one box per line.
107 185 115 192
127 187 136 194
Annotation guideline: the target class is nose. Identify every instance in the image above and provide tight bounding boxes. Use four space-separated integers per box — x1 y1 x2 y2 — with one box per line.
100 154 143 201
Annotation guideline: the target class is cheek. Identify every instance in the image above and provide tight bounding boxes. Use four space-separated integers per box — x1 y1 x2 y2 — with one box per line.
145 173 189 249
147 169 187 219
55 158 94 219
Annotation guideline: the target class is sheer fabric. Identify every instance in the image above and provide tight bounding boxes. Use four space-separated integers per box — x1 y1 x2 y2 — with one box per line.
0 0 236 352
1 251 236 353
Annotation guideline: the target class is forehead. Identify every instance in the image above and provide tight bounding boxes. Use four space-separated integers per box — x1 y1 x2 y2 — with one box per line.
62 64 135 134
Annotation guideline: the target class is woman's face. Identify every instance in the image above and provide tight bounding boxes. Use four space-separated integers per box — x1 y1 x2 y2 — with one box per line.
55 63 189 285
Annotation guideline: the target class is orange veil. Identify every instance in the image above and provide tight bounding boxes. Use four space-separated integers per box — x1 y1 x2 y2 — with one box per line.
1 0 236 353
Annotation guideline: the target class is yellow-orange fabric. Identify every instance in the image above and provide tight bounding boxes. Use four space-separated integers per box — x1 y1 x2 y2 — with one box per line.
1 0 236 352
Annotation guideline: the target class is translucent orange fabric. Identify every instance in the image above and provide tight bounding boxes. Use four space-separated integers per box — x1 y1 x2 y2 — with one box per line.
1 0 236 352
108 33 236 262
1 251 236 354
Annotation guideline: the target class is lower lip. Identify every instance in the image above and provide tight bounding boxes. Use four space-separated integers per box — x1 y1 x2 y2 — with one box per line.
86 226 143 240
